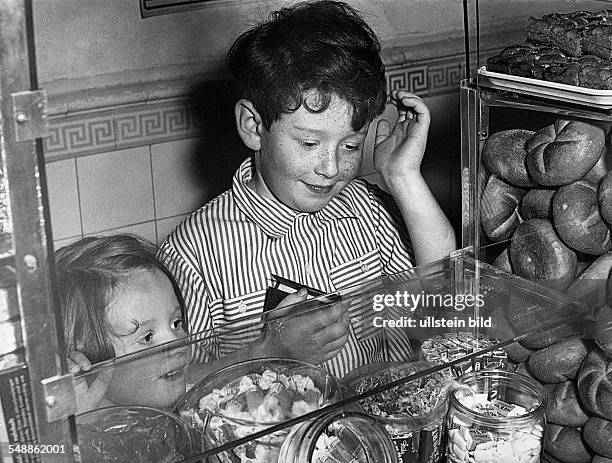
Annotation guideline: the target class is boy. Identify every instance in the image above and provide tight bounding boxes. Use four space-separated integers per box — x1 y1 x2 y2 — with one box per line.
160 0 456 378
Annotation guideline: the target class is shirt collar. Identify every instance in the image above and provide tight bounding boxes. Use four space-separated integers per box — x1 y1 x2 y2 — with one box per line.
232 156 359 239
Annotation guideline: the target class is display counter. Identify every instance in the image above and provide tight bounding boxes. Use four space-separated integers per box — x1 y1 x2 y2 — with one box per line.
69 251 601 463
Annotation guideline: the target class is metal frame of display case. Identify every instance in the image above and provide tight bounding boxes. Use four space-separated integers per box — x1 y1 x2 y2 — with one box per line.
0 1 76 462
460 76 612 260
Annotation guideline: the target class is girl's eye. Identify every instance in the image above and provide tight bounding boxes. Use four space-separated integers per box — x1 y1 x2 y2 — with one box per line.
138 332 154 345
172 318 184 330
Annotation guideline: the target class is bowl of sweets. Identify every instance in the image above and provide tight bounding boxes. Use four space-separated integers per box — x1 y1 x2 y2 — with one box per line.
173 358 342 463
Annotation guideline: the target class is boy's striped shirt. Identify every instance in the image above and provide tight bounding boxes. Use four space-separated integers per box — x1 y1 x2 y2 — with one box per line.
159 156 415 378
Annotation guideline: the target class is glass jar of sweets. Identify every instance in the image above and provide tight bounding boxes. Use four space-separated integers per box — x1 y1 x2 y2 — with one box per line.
446 370 547 463
278 409 398 463
173 358 342 463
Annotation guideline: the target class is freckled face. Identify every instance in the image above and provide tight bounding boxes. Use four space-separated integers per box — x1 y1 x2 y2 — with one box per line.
252 94 368 212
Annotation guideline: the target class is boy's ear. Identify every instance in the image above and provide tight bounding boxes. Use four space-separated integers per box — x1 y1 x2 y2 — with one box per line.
235 99 263 151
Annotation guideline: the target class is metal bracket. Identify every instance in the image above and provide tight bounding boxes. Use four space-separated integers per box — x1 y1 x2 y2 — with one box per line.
41 373 77 422
11 90 49 142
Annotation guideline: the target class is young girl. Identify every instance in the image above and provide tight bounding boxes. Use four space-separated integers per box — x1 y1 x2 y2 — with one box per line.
56 234 190 413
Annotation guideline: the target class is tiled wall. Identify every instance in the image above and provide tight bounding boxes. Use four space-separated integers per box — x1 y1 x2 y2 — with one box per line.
45 53 465 251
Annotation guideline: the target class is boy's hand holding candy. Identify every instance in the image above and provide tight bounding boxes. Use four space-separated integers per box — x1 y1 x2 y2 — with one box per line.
260 289 351 365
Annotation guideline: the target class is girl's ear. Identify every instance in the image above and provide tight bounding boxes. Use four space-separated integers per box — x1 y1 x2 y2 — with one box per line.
235 99 263 151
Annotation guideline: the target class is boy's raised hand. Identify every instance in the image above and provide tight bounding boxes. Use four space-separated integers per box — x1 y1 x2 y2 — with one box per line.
261 289 350 365
69 351 114 414
373 90 431 181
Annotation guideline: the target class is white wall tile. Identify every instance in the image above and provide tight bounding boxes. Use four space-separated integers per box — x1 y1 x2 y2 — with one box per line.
53 235 84 253
77 147 154 234
152 138 209 219
85 221 157 244
45 159 82 240
156 214 188 245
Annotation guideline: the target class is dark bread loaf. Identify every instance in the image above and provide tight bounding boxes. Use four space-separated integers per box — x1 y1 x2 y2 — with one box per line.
526 12 592 56
529 337 589 383
520 188 557 219
481 176 526 242
599 170 612 224
545 381 589 426
583 417 612 458
545 424 592 463
482 129 537 187
510 218 577 279
526 119 605 186
553 180 612 255
584 24 612 60
487 43 568 79
577 348 612 420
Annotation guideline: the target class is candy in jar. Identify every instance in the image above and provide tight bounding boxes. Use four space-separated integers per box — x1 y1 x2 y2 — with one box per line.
446 369 546 463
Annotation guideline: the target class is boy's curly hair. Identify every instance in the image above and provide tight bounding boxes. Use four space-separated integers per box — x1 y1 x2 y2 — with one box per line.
227 0 387 131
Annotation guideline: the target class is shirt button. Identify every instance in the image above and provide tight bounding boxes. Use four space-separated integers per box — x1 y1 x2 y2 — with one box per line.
238 301 247 313
305 264 313 277
361 262 369 272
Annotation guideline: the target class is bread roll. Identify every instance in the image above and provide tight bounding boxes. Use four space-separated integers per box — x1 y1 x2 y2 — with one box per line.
566 252 612 308
593 305 612 357
526 119 605 186
510 218 577 279
486 303 533 362
593 455 612 463
583 153 608 184
520 188 556 220
545 381 589 426
481 175 526 242
577 348 612 420
583 417 612 458
492 247 512 273
545 424 592 463
482 129 538 187
599 170 612 224
514 362 541 383
553 180 612 255
529 337 588 383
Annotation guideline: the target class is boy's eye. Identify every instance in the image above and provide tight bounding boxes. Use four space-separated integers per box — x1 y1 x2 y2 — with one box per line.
172 318 184 330
344 143 362 151
298 140 318 148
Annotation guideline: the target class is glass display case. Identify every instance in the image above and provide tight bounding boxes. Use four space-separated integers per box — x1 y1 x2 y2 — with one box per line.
70 251 600 463
461 1 612 461
4 1 612 462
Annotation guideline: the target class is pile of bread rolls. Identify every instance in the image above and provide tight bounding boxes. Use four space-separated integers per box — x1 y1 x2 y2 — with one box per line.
500 299 612 463
481 117 612 281
481 117 612 461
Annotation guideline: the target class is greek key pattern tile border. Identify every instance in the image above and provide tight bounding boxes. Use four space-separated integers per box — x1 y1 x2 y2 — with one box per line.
45 55 465 161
